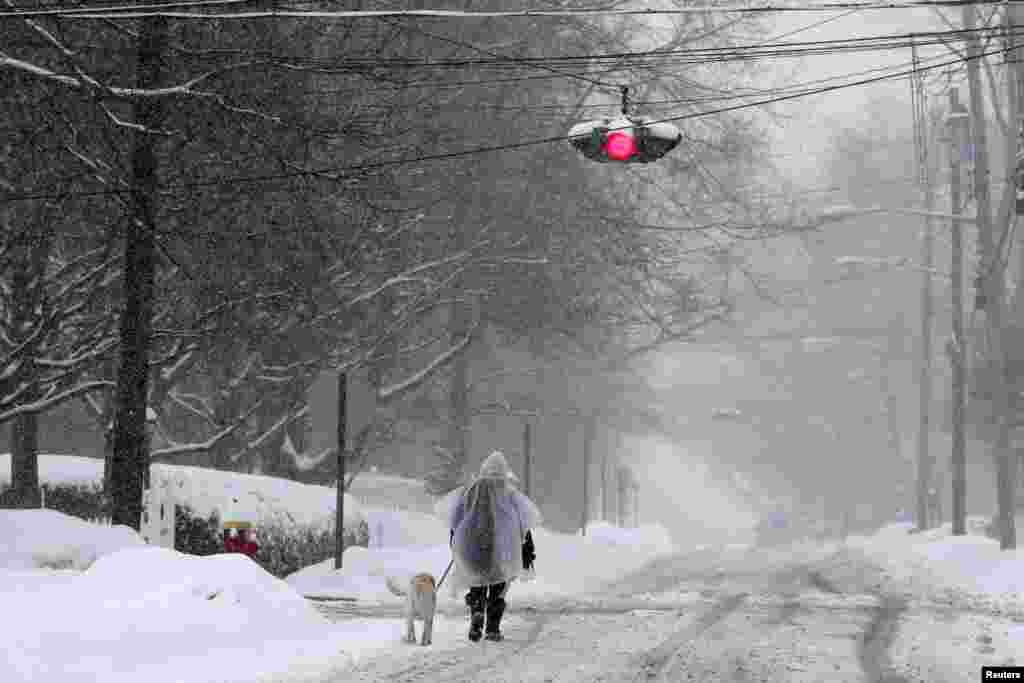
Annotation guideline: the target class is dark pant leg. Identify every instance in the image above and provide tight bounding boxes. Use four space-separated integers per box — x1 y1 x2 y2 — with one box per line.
466 586 486 640
485 582 507 635
466 586 486 612
487 582 507 603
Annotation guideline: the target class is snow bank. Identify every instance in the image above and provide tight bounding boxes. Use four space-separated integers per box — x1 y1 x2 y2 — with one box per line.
0 510 366 683
842 517 1024 680
0 509 145 571
0 453 365 532
348 472 437 515
0 505 477 683
3 547 358 683
848 517 1024 612
363 505 447 549
583 521 676 554
0 453 106 489
288 516 678 603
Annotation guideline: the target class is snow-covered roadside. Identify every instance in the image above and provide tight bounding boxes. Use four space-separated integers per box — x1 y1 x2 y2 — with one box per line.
1 510 457 683
288 515 677 604
0 453 366 530
844 519 1024 614
827 518 1024 681
1 497 676 683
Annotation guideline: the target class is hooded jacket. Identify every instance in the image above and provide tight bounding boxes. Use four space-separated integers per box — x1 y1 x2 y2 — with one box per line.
439 451 543 589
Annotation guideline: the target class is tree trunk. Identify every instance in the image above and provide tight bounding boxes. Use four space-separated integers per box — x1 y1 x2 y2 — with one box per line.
966 5 1015 549
6 211 50 509
9 411 40 509
110 17 166 530
446 338 470 465
444 207 474 472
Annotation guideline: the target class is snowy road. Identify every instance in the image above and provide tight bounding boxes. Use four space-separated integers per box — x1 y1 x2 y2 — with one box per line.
305 544 1024 683
308 544 1001 682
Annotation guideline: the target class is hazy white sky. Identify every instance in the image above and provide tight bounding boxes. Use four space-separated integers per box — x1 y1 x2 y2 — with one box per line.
765 7 950 182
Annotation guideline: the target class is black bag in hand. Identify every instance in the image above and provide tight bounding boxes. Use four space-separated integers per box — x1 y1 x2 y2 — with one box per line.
522 530 536 570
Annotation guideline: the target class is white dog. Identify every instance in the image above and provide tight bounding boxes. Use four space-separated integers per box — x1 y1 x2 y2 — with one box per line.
385 573 437 646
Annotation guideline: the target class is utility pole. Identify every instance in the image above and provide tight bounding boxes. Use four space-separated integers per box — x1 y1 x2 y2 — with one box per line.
335 372 347 569
602 452 610 521
1000 0 1024 548
581 416 594 536
966 4 1016 549
947 88 969 537
110 16 167 530
911 42 936 530
522 419 532 498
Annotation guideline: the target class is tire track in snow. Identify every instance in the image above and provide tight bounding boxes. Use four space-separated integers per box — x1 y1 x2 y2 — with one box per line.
631 592 748 681
813 553 915 683
858 595 912 683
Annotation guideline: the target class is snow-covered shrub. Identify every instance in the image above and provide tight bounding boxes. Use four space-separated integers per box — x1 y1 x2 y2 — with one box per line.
255 511 369 579
174 503 222 557
0 481 106 521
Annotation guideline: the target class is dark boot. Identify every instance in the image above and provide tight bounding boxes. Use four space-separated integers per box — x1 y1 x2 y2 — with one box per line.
484 597 506 641
466 591 485 642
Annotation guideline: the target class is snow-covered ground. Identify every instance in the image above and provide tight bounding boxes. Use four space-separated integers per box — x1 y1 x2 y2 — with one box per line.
837 518 1024 680
0 454 677 683
841 518 1024 613
8 453 1024 682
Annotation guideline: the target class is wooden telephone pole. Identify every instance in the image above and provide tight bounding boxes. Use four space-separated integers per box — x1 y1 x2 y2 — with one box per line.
581 416 595 536
335 372 347 569
947 88 969 536
522 419 532 498
911 43 937 530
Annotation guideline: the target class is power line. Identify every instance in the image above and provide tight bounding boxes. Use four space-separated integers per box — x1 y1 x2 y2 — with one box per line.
309 38 963 96
0 0 249 16
5 1 1018 20
359 7 864 99
305 51 962 111
279 27 1013 71
4 23 1019 202
4 16 1005 89
376 17 619 91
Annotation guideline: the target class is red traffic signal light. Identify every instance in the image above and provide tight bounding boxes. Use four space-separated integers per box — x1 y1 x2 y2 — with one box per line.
604 130 637 161
568 116 681 164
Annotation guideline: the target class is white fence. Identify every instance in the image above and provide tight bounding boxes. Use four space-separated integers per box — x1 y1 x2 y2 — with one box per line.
39 485 175 548
140 484 176 548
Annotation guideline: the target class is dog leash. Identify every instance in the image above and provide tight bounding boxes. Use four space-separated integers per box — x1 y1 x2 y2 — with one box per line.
436 557 454 590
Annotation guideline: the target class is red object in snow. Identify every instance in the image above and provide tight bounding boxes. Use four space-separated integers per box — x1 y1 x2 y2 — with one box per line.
223 524 258 558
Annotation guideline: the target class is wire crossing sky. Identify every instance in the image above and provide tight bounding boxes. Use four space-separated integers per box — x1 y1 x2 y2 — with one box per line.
4 34 1016 203
0 0 1021 20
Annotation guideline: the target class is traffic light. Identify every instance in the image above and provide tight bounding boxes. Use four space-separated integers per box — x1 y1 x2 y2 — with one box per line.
568 116 681 164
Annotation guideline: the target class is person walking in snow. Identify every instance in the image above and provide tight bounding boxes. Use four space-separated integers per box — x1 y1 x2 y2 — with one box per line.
442 451 542 642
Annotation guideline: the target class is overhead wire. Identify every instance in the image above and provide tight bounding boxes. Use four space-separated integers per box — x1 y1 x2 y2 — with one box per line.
361 7 863 106
374 16 620 91
4 14 1006 87
0 0 250 17
5 34 1020 203
228 24 1004 106
272 27 1018 71
3 4 1017 202
103 25 1012 77
3 0 1017 20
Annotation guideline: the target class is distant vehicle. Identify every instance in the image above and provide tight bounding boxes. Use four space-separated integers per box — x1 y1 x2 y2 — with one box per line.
755 511 790 547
